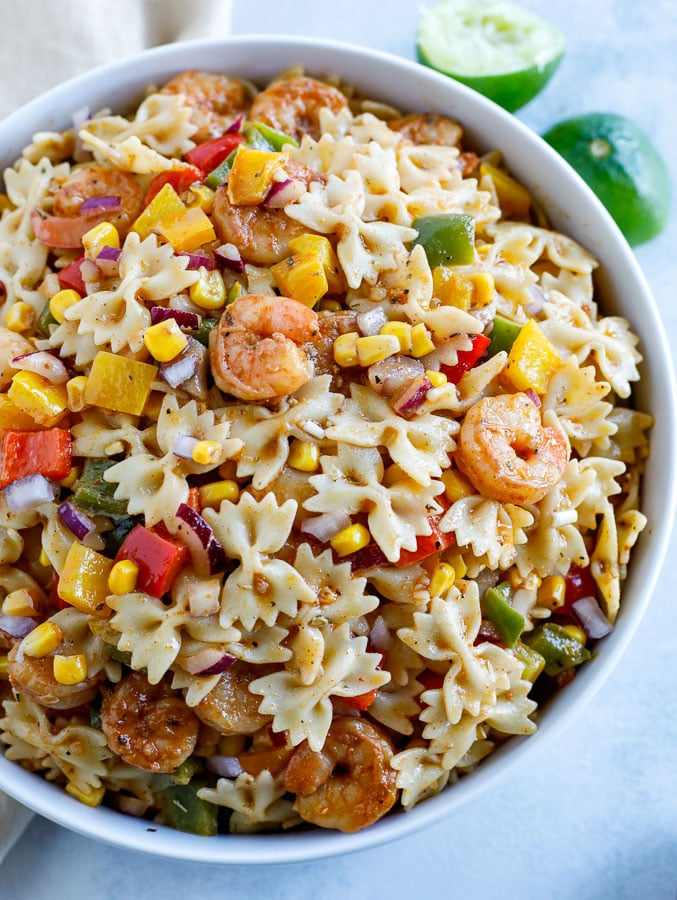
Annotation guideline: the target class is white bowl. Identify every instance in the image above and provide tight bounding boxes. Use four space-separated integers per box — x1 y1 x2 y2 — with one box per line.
0 35 674 865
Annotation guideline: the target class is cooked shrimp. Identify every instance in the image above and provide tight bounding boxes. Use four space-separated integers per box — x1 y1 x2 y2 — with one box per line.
284 717 398 833
193 662 273 736
209 293 319 401
249 76 349 142
455 392 569 505
7 637 101 710
160 70 251 143
390 113 463 147
0 327 33 389
32 165 144 249
212 161 321 266
100 671 199 773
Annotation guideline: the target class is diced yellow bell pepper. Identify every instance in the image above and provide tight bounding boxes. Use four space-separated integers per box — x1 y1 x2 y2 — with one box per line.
8 371 68 427
441 467 475 503
131 183 186 241
84 351 157 416
155 206 216 252
502 318 562 394
287 234 344 293
0 395 41 431
82 222 120 260
65 782 106 807
187 183 215 214
57 541 114 619
227 146 287 206
271 253 328 308
480 162 532 219
432 267 473 310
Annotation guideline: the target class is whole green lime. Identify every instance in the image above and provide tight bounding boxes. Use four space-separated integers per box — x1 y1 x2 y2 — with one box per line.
417 0 565 112
543 113 670 246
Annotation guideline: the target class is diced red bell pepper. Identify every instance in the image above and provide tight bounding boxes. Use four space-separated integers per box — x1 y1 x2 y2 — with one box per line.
0 428 72 488
441 333 490 384
58 256 87 296
185 133 244 174
396 515 455 568
561 564 599 619
144 166 203 207
417 670 445 691
342 688 379 711
115 524 189 598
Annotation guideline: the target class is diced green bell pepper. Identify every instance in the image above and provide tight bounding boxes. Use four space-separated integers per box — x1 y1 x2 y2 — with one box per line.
487 315 522 357
244 121 298 151
153 769 218 837
102 515 143 557
411 214 475 267
522 623 591 676
105 642 132 667
482 582 525 648
205 149 239 189
36 302 59 338
190 317 219 347
513 640 546 682
71 458 128 517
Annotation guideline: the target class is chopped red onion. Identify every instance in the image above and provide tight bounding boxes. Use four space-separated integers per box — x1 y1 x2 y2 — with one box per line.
173 503 227 576
207 755 243 778
525 285 546 316
573 596 613 639
79 195 121 214
150 306 201 329
187 575 221 617
349 542 388 572
80 258 100 286
11 350 68 384
300 511 351 543
263 179 305 208
0 614 39 639
4 474 55 513
368 615 391 652
179 252 216 271
225 114 244 134
214 243 245 273
356 306 388 337
525 388 541 408
58 501 97 541
367 355 424 397
96 245 122 277
173 435 199 460
183 647 236 676
160 348 199 388
391 374 434 419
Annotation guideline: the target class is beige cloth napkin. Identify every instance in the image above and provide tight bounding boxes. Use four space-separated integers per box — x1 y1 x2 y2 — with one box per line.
0 0 233 863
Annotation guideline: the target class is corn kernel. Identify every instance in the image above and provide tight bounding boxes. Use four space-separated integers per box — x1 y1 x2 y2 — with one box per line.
429 562 456 598
333 331 360 367
59 465 81 489
39 547 51 568
199 480 240 508
508 569 542 591
66 375 89 413
318 298 342 312
330 523 371 557
82 222 120 260
562 624 587 645
0 655 8 678
108 559 139 596
441 467 475 502
65 782 106 808
189 268 226 310
192 440 222 466
53 653 88 685
288 439 320 472
227 281 243 304
537 575 567 610
49 289 81 324
409 323 435 358
432 267 472 310
442 550 467 580
143 318 189 363
187 184 215 213
2 589 41 617
21 621 64 658
425 369 447 388
5 301 35 333
468 272 495 307
356 334 400 366
8 371 68 427
380 321 413 353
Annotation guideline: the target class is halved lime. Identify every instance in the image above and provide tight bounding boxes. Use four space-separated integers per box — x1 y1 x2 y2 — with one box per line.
543 113 670 246
417 0 565 112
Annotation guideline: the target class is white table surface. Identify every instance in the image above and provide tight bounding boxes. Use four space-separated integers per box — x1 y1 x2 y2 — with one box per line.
2 2 676 898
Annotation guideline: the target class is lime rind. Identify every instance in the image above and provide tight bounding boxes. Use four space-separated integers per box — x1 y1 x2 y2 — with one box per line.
417 0 565 112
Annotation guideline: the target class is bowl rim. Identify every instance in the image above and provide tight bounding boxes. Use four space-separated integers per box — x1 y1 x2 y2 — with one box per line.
0 32 675 866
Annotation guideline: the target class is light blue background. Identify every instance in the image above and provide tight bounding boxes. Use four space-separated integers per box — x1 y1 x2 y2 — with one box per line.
2 2 676 898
